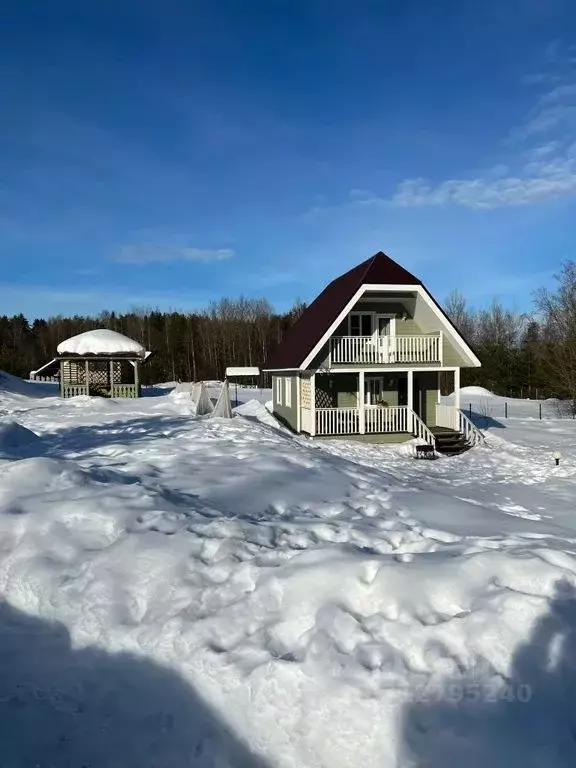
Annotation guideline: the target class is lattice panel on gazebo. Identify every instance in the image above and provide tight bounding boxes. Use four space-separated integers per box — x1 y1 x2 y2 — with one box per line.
88 361 111 387
62 361 85 384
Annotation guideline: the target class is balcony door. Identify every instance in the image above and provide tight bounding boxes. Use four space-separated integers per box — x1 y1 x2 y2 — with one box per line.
375 314 395 338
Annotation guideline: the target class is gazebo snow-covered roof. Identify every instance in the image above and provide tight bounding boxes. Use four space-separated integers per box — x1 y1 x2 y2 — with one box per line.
57 329 147 358
55 329 151 399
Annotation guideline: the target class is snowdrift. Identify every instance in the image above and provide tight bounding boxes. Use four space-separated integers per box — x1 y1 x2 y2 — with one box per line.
0 381 575 766
458 385 494 397
0 370 57 398
0 421 43 458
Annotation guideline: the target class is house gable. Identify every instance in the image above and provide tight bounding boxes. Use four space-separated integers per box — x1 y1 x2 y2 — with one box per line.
266 252 480 370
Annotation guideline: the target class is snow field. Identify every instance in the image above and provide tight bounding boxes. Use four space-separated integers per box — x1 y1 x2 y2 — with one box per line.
0 379 576 766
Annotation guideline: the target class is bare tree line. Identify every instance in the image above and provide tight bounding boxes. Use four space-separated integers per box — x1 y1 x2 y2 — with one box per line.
0 298 306 386
444 260 576 410
0 263 575 408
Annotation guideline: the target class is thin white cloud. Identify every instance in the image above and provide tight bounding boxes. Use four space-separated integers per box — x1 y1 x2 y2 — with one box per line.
116 244 235 264
391 158 576 209
389 52 576 211
540 83 576 103
515 104 576 139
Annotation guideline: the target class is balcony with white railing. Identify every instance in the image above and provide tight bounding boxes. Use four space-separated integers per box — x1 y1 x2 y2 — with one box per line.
329 333 442 366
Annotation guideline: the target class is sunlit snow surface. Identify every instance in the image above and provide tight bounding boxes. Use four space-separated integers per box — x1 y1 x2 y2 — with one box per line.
1 379 576 767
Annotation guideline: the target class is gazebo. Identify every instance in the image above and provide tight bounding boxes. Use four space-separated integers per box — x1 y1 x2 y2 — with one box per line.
32 329 151 398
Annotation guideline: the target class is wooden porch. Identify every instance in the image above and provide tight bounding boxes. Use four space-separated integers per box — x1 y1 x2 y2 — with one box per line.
310 403 481 445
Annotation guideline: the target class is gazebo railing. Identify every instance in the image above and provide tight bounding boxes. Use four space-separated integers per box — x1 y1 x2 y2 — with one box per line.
111 384 139 398
62 384 88 398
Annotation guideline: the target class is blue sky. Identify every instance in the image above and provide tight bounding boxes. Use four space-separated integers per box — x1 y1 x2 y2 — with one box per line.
2 0 576 318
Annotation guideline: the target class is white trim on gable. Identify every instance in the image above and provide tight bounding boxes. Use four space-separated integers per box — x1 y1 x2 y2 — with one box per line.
300 283 480 370
300 284 366 369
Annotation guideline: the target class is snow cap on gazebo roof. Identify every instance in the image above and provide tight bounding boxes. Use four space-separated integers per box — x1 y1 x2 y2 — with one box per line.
57 329 147 358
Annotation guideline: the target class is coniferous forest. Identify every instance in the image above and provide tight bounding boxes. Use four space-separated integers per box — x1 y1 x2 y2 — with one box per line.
1 262 575 407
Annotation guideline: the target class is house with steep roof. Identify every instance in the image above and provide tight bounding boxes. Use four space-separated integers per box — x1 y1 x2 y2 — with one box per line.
265 251 482 453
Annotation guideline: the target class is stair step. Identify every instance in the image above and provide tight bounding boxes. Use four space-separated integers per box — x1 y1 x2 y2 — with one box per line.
433 430 471 456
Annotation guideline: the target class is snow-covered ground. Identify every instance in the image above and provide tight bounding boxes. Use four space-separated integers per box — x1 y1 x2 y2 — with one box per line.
1 378 576 767
449 384 574 421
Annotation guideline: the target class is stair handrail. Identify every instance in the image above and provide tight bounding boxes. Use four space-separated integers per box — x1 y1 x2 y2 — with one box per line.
410 409 436 446
458 408 485 446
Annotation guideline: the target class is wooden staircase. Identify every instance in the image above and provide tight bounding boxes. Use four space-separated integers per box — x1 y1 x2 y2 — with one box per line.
431 427 471 456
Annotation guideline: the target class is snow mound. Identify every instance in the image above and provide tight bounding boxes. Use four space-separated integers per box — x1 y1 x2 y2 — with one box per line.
234 398 287 429
57 329 146 357
459 385 494 397
0 421 43 458
0 370 56 398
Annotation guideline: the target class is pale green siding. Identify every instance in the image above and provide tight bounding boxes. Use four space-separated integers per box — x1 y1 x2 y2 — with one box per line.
442 337 467 367
413 372 439 427
272 375 299 431
315 373 358 408
396 317 422 335
336 374 358 407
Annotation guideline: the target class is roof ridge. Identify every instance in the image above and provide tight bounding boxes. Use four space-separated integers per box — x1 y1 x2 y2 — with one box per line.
358 253 379 285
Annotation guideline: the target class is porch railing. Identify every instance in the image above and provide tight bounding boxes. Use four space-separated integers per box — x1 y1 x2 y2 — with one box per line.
316 408 360 435
329 334 442 365
365 405 409 433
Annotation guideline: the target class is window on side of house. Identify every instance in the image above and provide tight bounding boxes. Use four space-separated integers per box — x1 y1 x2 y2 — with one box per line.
275 377 283 406
285 377 292 407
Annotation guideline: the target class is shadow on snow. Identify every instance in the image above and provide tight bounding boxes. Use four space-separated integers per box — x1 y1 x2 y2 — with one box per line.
400 579 576 767
0 601 267 768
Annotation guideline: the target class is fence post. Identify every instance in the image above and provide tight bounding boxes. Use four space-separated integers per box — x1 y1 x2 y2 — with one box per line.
539 403 542 420
469 403 472 419
505 402 508 419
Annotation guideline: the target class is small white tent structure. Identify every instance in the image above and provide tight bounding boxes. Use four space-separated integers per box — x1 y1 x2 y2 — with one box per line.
194 381 214 416
210 381 233 419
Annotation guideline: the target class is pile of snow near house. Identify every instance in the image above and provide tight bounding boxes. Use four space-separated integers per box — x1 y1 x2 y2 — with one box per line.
0 372 576 767
458 385 495 397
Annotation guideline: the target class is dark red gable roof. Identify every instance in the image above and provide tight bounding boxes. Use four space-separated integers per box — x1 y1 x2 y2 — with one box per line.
266 251 422 370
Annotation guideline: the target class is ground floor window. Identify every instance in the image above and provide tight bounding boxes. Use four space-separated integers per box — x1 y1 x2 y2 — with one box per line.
284 377 291 407
274 377 283 406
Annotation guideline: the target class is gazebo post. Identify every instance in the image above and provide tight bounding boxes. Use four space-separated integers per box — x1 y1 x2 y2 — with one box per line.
134 359 139 396
84 360 90 396
109 360 115 397
59 360 64 397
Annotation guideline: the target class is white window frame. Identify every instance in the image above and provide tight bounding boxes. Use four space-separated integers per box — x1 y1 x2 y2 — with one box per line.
275 377 283 406
285 377 292 407
348 312 373 337
347 311 397 338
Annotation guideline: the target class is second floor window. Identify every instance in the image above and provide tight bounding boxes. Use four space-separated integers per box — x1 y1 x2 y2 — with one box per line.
350 313 372 336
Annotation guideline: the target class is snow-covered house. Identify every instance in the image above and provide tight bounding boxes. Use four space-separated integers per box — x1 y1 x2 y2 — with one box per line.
32 330 151 398
265 251 483 451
